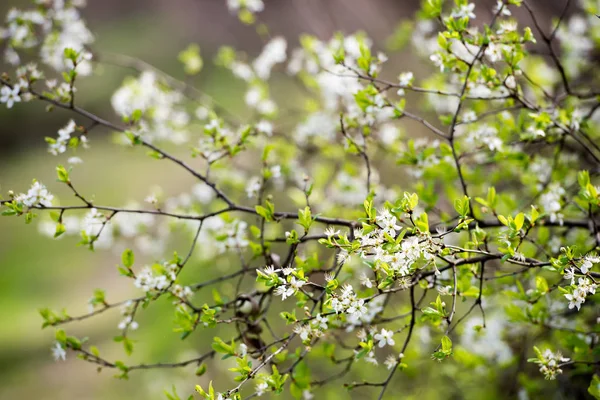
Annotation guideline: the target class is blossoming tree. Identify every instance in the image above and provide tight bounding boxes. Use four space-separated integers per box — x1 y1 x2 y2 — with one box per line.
1 0 600 398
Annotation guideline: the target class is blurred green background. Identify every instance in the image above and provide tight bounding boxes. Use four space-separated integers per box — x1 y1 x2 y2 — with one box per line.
0 0 569 398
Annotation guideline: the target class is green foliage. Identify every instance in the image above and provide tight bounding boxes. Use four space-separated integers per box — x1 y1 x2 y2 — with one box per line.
1 0 600 399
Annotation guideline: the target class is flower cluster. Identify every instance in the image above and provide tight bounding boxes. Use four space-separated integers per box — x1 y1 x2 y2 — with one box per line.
354 207 435 280
293 314 328 344
258 265 307 301
564 277 597 311
15 181 54 207
539 184 566 225
213 219 249 253
328 284 387 328
530 348 570 380
112 71 189 144
46 119 89 155
133 262 180 293
2 0 600 398
118 301 139 331
1 1 93 74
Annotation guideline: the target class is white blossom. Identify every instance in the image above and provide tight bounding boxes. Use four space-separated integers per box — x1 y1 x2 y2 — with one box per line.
374 328 395 348
398 72 413 87
231 61 254 81
496 21 518 35
246 176 262 198
533 349 570 380
192 183 215 204
256 120 273 136
133 263 179 293
48 119 77 155
51 342 66 361
539 184 565 225
563 267 576 285
275 277 305 300
145 194 158 204
253 37 287 80
505 75 517 90
293 324 312 342
0 84 21 108
67 156 83 164
451 3 476 19
227 0 264 13
255 382 269 396
384 354 397 370
462 110 477 123
580 254 597 274
312 314 328 330
16 181 54 207
118 316 139 330
564 288 585 310
363 351 378 365
360 273 373 288
494 1 511 16
324 227 340 238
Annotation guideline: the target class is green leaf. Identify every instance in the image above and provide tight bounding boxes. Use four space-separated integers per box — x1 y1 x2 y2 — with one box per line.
408 193 419 210
363 199 375 219
55 329 67 343
280 311 297 324
121 248 134 268
386 20 414 51
589 374 600 399
454 196 470 217
56 165 69 183
498 215 509 226
514 213 524 230
212 337 235 356
523 27 536 42
529 206 539 224
131 109 143 123
461 286 480 298
421 0 443 18
54 223 66 238
90 345 100 357
122 337 134 355
357 44 372 72
195 363 208 376
63 47 78 62
255 204 274 222
487 187 497 208
24 211 34 224
195 383 208 397
535 276 549 294
298 206 313 233
578 170 590 188
441 335 452 353
415 212 429 233
178 44 203 75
